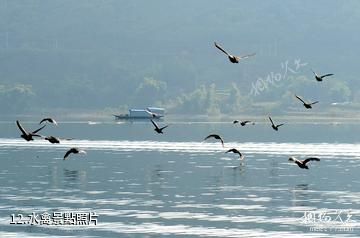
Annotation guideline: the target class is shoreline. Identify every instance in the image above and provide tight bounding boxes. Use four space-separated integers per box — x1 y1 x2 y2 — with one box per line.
3 110 360 124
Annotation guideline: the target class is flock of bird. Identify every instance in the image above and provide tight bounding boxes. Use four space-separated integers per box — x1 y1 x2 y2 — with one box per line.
16 119 85 160
15 42 334 169
209 42 333 169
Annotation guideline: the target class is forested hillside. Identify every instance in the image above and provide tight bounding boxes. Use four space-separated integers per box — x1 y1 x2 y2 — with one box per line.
0 0 359 116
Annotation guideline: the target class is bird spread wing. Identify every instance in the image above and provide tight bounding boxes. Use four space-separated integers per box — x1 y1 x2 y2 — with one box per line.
204 134 224 146
320 73 333 78
243 120 251 124
303 157 320 165
237 53 256 59
295 95 306 104
225 148 235 153
39 118 48 124
268 117 275 126
226 148 241 155
204 134 216 140
310 101 319 105
16 120 28 135
31 124 46 134
32 134 43 138
214 42 230 56
63 149 73 159
277 123 284 127
160 125 169 131
150 119 159 130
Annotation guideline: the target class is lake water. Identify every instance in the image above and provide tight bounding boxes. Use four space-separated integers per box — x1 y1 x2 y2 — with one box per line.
0 120 360 237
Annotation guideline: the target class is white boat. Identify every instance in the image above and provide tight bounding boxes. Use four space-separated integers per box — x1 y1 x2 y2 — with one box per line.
113 107 165 120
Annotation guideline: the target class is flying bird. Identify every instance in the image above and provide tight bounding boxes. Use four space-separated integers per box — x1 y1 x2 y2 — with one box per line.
63 147 86 160
214 42 255 64
311 69 333 82
233 120 254 126
45 136 60 144
39 117 58 126
225 148 244 160
43 136 72 144
151 119 168 134
269 116 284 131
288 157 320 169
204 134 224 147
16 120 46 141
295 95 319 109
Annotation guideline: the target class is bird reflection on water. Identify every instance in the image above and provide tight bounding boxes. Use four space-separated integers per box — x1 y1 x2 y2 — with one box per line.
63 169 87 189
291 184 311 207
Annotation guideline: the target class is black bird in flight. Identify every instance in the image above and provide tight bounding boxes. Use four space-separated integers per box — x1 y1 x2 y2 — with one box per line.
311 69 333 82
43 136 72 144
45 136 60 144
151 119 168 134
288 157 320 169
225 148 244 160
16 120 46 141
39 117 58 126
269 116 284 131
233 120 254 126
204 134 224 147
295 95 319 109
214 42 255 64
63 147 86 160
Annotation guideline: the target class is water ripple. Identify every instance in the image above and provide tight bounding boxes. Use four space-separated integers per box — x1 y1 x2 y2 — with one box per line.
1 139 360 158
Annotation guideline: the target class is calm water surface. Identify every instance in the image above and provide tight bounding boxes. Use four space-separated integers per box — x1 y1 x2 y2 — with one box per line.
0 120 360 237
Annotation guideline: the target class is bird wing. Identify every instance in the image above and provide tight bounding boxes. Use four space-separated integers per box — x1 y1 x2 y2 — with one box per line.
39 118 47 124
320 73 333 79
243 120 251 124
225 148 235 153
268 117 275 126
237 53 256 60
295 95 306 104
214 42 230 56
204 134 216 141
150 119 159 130
16 120 28 135
233 120 239 124
311 69 317 76
225 148 242 157
32 134 43 138
63 149 73 159
277 123 284 127
303 157 320 165
310 101 319 105
160 125 169 131
31 124 46 134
